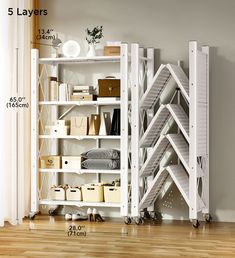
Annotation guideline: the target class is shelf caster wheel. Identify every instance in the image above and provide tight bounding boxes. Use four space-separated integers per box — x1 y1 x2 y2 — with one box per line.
134 217 144 225
192 219 200 228
142 210 151 220
204 213 212 223
149 211 158 221
48 208 57 216
29 212 36 220
124 216 132 225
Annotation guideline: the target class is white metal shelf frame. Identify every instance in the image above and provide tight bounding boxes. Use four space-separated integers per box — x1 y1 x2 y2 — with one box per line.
131 41 210 225
31 44 130 219
131 44 155 217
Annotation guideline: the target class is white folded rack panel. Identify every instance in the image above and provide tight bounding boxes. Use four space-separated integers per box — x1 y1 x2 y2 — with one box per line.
131 41 210 227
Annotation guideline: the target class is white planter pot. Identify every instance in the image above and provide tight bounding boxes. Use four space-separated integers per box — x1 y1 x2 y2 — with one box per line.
86 44 96 57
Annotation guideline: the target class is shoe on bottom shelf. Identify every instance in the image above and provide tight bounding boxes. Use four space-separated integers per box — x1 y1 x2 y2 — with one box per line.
65 213 72 221
92 209 104 222
72 213 88 221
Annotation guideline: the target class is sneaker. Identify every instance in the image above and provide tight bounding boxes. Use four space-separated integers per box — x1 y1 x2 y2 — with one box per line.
72 213 88 221
65 213 72 221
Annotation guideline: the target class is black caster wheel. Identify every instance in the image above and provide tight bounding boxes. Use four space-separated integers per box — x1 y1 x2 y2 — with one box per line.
29 212 36 220
48 209 57 216
204 213 212 223
149 211 158 221
142 210 151 220
134 217 144 225
192 219 200 228
124 216 132 225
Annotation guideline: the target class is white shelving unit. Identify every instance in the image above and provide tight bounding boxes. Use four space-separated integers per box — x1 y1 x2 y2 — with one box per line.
30 44 130 222
131 41 210 227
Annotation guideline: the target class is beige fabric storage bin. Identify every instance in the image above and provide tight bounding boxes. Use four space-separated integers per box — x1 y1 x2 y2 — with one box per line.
82 185 104 202
62 156 82 170
49 187 65 200
104 186 120 203
40 156 61 169
66 188 82 201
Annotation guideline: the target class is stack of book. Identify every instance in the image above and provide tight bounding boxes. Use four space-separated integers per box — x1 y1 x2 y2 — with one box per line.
49 77 71 101
71 86 96 101
59 83 71 101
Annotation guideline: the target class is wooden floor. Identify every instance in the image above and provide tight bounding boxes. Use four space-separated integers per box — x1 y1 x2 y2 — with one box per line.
0 216 235 258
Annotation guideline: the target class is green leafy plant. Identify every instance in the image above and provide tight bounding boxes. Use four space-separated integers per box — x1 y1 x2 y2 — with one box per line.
85 26 103 45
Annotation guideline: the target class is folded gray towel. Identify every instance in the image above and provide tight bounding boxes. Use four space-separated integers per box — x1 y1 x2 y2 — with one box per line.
82 159 120 170
81 148 120 160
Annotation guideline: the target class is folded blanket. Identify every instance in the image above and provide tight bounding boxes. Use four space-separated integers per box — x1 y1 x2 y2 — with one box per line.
81 148 120 160
81 159 120 170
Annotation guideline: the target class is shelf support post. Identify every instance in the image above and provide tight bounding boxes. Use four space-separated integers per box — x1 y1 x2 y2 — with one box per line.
31 49 39 213
201 45 210 214
146 47 155 213
189 41 198 220
131 43 140 217
120 43 129 217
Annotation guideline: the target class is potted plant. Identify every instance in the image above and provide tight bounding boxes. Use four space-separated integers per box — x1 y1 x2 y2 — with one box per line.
85 26 103 57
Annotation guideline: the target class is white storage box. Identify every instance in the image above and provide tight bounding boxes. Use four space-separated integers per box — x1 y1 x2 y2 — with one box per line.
104 186 120 203
66 188 82 201
45 125 69 136
49 187 65 200
82 185 104 202
54 120 70 126
62 156 82 170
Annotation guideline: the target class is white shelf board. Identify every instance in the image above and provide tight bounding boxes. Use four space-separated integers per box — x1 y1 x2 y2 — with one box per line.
39 199 120 208
39 135 121 140
39 55 121 65
39 168 122 174
39 100 121 106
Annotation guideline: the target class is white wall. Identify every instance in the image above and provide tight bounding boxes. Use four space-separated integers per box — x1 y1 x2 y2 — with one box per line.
39 0 235 222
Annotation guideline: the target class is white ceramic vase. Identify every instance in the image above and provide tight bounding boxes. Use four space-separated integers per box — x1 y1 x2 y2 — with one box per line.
86 44 96 57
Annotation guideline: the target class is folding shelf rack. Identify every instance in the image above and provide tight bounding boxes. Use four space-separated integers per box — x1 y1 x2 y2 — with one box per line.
131 41 210 227
30 44 131 223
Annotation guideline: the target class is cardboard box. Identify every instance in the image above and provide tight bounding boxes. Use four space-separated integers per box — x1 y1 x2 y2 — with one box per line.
104 46 120 56
62 156 82 170
49 187 65 200
82 185 104 202
98 79 120 97
104 186 120 203
66 188 82 201
71 94 94 101
45 125 69 136
70 117 88 136
40 156 61 169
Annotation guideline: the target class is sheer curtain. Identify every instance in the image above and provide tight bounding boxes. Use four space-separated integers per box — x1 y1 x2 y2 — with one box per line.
0 0 32 226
